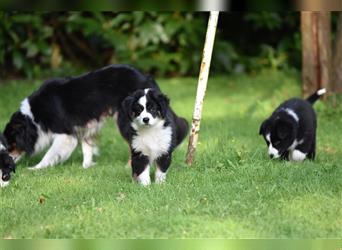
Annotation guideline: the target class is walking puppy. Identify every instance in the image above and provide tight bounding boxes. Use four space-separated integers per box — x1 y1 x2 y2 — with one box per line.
0 134 15 187
117 88 189 185
259 88 326 161
3 64 159 170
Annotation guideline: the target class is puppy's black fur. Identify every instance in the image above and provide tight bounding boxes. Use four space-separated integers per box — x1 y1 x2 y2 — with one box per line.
259 89 325 161
117 88 188 184
3 64 160 167
0 134 15 182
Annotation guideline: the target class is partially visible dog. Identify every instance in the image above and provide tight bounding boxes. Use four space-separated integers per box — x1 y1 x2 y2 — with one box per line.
0 134 15 187
3 64 159 170
259 88 326 161
117 88 189 185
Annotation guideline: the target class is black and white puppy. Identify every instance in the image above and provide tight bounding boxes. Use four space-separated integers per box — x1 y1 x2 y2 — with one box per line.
0 134 15 187
259 88 326 161
117 88 189 185
3 64 159 170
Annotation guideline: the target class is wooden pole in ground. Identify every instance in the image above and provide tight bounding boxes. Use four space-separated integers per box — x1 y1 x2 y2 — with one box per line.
185 11 219 166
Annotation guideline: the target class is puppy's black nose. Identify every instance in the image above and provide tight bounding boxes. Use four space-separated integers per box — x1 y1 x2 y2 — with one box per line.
143 117 149 124
2 173 10 182
270 154 274 159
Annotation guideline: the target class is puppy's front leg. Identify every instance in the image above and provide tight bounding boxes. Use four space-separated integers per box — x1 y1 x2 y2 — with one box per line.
280 151 290 161
155 153 172 184
29 134 78 170
131 152 150 186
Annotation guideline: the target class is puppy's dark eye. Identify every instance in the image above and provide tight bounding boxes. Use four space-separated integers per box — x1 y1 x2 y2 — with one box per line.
274 141 281 146
133 104 143 112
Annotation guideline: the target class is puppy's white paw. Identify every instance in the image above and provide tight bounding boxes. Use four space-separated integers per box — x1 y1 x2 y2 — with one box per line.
155 169 167 184
136 170 151 186
137 178 151 186
28 165 44 171
290 150 307 162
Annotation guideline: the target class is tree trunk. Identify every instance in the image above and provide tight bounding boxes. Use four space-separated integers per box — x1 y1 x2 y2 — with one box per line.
332 12 342 93
301 11 331 97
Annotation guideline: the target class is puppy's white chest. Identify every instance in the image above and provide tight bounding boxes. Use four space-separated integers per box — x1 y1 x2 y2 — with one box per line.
132 123 172 161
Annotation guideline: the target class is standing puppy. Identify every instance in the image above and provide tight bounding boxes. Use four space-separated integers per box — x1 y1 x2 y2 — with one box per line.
0 134 15 187
3 64 159 170
117 88 189 185
259 88 326 161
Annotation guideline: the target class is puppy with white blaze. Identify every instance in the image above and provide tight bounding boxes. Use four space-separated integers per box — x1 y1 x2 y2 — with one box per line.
259 88 326 161
117 88 189 186
0 134 15 187
3 64 159 170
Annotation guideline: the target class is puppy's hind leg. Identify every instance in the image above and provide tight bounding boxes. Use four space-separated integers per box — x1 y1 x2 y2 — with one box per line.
29 134 78 170
82 138 99 169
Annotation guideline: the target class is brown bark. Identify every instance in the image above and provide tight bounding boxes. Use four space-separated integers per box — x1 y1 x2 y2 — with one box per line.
332 12 342 93
301 11 331 97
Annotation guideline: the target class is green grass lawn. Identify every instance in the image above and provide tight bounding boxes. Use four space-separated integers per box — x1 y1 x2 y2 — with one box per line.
1 70 341 238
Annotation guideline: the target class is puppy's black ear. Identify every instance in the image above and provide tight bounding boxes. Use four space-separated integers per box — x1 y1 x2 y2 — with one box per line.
4 112 37 155
121 96 135 120
149 89 170 118
259 119 269 135
18 116 37 155
275 122 292 139
6 154 15 173
157 93 170 118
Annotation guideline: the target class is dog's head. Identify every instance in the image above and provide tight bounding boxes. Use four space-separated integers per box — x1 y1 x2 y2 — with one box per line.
3 111 38 161
0 135 15 182
121 88 169 128
259 112 298 159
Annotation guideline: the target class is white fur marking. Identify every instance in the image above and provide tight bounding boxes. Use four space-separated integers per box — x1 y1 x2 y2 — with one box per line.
20 98 34 120
132 120 172 162
266 133 280 158
0 143 5 151
290 150 307 161
29 134 78 170
137 165 151 186
0 170 9 188
266 134 271 143
268 143 280 158
285 108 299 122
289 139 304 151
317 88 326 96
155 168 167 184
34 126 53 155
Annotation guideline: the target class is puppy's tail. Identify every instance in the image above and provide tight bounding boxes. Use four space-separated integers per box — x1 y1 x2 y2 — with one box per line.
175 117 189 147
306 88 326 104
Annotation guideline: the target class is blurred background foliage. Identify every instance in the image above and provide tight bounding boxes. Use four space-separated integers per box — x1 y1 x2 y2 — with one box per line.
0 11 306 79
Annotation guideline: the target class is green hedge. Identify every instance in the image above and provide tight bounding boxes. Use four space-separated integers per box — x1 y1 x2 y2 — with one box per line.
0 12 302 79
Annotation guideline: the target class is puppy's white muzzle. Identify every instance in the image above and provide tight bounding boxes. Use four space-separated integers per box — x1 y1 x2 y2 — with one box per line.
268 144 280 159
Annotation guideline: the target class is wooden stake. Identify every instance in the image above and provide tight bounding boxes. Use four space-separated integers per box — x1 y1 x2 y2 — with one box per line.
185 11 219 166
